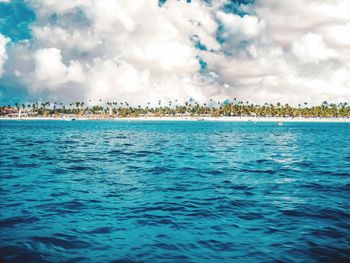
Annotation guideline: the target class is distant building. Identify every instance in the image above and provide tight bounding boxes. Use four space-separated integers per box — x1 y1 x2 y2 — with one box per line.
0 108 38 118
0 107 18 117
1 107 17 115
19 109 38 117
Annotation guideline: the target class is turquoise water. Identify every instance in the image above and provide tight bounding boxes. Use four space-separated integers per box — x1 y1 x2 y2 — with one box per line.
0 120 349 262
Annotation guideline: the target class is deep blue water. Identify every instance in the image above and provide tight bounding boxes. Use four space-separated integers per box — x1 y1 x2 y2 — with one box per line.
1 120 350 263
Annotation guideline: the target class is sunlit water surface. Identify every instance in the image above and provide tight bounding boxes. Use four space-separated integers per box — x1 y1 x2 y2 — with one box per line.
0 120 349 262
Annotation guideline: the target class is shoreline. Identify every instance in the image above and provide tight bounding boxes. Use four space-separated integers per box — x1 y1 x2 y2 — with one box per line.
1 116 350 122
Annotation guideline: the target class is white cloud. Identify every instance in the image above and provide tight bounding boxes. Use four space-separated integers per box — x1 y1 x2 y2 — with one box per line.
323 23 350 47
255 0 350 47
0 34 10 77
217 11 265 44
291 33 338 63
11 0 221 104
2 0 350 105
202 0 350 104
33 48 84 89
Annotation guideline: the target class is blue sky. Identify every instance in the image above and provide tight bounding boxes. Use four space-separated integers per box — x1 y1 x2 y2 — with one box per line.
0 0 35 42
0 0 349 106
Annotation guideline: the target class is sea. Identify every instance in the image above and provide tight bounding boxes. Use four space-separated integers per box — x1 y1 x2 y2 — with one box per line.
0 120 349 262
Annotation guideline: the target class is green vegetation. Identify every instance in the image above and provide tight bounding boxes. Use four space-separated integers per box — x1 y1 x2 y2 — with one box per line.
1 100 350 118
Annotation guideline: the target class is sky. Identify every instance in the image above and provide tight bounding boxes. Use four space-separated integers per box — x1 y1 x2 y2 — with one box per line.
0 0 349 106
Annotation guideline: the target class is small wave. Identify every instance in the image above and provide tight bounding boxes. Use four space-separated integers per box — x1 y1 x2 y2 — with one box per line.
32 236 90 249
0 216 40 227
134 150 155 157
144 166 171 174
85 227 117 234
197 239 234 252
238 212 264 220
1 121 350 262
67 165 95 171
0 246 46 263
15 163 39 168
206 170 224 175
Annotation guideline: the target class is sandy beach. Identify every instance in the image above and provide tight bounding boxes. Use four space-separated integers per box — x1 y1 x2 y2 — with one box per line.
1 116 350 122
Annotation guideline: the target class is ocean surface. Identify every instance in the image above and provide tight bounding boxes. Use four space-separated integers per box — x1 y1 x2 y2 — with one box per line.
0 120 349 263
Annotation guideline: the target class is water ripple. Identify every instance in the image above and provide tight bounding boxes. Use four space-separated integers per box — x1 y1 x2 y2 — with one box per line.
1 120 350 262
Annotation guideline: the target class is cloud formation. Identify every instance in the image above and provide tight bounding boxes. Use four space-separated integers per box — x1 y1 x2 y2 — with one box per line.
6 0 224 105
0 0 350 105
201 0 350 104
0 34 9 77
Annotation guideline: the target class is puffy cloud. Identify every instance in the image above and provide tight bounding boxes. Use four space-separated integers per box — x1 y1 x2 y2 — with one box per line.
323 23 350 47
8 0 222 104
0 34 10 77
254 0 350 47
33 48 84 89
291 33 338 63
1 0 350 105
217 12 265 43
202 0 350 104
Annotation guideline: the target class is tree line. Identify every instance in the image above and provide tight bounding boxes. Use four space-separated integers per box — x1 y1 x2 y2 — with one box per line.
1 100 350 118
